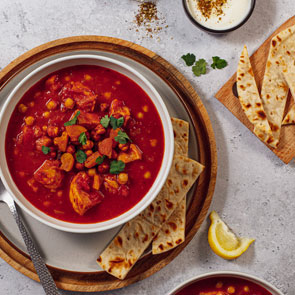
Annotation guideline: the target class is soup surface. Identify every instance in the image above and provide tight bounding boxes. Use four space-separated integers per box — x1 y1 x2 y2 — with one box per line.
175 276 273 295
5 65 164 223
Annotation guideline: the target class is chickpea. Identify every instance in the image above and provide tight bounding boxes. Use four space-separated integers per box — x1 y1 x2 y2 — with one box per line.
98 162 109 174
137 112 144 119
34 91 41 99
33 126 42 138
244 286 249 292
18 104 28 113
42 125 48 132
64 76 71 82
85 149 93 156
25 116 35 126
227 286 235 294
43 111 50 119
84 74 92 81
150 139 157 147
216 282 223 288
82 140 94 150
88 168 96 177
57 191 63 197
104 92 111 99
66 145 75 154
64 98 75 109
75 162 84 170
19 171 25 177
144 171 151 179
115 80 121 85
47 126 59 137
28 101 35 107
118 143 129 151
142 105 148 112
46 100 58 110
118 173 128 185
43 201 51 207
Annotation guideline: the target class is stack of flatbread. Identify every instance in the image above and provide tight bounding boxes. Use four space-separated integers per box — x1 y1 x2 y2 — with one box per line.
97 118 204 280
237 25 295 148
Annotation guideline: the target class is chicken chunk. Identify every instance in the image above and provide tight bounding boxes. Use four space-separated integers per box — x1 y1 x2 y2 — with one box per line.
34 160 64 189
65 125 87 141
54 131 68 152
69 172 103 216
117 144 142 164
76 110 101 129
109 99 131 125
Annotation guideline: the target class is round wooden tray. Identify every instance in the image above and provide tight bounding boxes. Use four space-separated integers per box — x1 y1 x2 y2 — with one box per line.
0 36 217 292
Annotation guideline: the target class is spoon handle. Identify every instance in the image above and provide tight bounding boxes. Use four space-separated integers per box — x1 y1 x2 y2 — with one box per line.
5 196 60 295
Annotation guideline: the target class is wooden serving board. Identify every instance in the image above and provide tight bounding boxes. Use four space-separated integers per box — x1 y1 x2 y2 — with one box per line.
216 16 295 164
0 37 217 292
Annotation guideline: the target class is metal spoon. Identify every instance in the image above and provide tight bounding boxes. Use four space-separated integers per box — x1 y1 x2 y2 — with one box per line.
0 190 61 295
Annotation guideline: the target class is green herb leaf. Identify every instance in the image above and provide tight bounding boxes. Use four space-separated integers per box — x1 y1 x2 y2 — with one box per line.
78 132 87 145
100 115 110 128
114 130 131 144
96 155 106 165
64 111 80 126
42 146 51 155
110 116 124 130
211 56 228 70
110 160 125 174
76 149 87 164
192 59 208 77
181 53 196 66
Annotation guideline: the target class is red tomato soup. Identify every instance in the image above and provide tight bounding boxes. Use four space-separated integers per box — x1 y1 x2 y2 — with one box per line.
5 65 164 223
175 277 273 295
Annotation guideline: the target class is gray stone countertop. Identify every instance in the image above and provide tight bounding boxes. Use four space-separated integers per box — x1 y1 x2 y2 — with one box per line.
0 0 294 294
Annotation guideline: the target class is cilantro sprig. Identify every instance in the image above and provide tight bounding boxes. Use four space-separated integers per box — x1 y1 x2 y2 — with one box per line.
100 115 110 128
96 155 106 165
42 146 51 155
181 53 196 66
76 149 87 164
110 160 125 174
64 111 80 126
211 56 228 69
78 132 87 145
101 115 124 130
192 59 208 77
115 130 131 144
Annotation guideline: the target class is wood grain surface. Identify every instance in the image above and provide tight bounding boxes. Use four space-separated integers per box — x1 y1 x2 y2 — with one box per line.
215 16 295 164
0 36 217 292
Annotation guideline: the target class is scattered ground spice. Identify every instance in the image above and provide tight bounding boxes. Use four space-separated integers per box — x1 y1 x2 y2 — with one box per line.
133 1 167 40
197 0 228 19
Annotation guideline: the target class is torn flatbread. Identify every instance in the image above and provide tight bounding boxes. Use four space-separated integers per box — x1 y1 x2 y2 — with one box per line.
237 45 277 148
97 155 204 280
260 25 295 143
152 118 189 254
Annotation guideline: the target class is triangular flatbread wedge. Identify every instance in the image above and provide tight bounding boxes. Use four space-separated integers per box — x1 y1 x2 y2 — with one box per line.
260 25 295 142
282 105 295 125
152 118 189 254
237 45 277 148
97 155 204 279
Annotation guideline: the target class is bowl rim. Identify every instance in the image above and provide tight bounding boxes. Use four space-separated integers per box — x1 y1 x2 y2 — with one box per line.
182 0 256 34
0 54 174 233
168 270 284 295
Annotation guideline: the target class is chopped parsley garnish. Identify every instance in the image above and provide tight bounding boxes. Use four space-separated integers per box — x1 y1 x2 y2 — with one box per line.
192 59 208 77
211 56 228 69
110 160 125 174
100 115 110 128
181 53 196 66
115 130 131 144
41 146 51 155
64 111 80 126
110 116 124 130
96 155 106 165
78 132 87 145
76 149 87 164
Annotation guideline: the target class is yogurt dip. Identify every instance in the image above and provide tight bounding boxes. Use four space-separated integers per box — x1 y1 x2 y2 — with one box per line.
186 0 252 31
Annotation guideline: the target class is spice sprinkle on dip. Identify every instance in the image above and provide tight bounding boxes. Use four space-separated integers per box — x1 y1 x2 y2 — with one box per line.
185 0 253 32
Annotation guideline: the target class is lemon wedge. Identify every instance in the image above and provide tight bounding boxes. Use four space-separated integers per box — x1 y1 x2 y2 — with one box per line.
208 211 255 260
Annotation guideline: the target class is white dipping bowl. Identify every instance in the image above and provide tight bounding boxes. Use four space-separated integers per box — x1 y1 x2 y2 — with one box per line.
0 54 174 233
169 271 284 295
